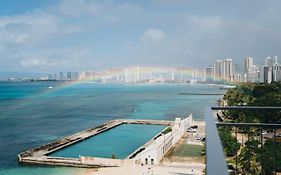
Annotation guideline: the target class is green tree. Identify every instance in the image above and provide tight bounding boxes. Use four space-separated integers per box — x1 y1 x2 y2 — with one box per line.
259 140 281 175
162 127 172 134
252 93 281 123
238 140 261 174
222 82 281 174
223 82 281 123
111 153 116 159
219 127 240 157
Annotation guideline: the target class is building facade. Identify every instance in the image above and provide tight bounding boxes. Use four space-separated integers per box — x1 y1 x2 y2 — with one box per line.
244 57 253 73
132 115 193 165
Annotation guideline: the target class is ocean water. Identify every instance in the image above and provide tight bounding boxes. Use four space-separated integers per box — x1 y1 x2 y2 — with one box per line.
0 81 225 175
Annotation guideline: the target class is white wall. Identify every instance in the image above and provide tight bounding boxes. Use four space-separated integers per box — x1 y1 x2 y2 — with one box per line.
133 114 193 165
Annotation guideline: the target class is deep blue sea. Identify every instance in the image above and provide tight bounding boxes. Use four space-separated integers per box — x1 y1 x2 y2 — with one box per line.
0 81 225 175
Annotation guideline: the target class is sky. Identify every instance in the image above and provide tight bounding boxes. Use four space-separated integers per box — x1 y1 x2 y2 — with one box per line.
0 0 281 73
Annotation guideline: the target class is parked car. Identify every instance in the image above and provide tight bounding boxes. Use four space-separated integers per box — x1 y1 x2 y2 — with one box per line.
191 125 198 129
187 127 196 132
201 137 205 142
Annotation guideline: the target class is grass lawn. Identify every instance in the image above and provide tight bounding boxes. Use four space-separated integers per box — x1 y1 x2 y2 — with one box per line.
174 144 203 157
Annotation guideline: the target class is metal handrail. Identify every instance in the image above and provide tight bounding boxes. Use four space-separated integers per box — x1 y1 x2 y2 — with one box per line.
205 107 228 175
216 122 281 128
206 106 281 175
211 106 281 110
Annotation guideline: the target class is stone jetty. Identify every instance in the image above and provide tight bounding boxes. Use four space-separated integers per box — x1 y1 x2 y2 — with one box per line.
18 119 175 168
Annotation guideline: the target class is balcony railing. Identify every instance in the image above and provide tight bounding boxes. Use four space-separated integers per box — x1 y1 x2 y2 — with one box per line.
205 106 281 175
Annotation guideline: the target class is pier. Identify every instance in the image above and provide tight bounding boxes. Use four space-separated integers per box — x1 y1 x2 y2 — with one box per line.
18 119 176 168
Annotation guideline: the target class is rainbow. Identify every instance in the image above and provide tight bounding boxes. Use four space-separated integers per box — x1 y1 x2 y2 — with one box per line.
32 66 237 98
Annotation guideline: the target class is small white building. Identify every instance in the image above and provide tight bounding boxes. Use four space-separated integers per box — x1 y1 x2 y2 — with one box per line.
132 114 193 165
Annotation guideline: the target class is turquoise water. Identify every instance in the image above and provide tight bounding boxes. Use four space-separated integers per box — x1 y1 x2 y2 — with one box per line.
0 81 225 175
0 167 83 175
50 124 165 159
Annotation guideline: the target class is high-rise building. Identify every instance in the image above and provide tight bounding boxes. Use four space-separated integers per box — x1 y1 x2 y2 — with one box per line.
204 66 214 81
244 57 253 73
124 67 139 83
139 67 153 82
223 58 233 81
187 68 202 82
247 65 259 82
48 74 54 80
67 72 72 80
55 73 58 80
272 64 281 82
59 72 64 80
79 72 85 80
213 59 234 81
265 56 278 67
85 71 93 80
233 73 242 82
233 63 240 75
258 66 271 83
71 72 79 80
214 60 223 81
274 56 278 64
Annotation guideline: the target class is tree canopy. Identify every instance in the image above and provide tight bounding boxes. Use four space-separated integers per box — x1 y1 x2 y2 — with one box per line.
223 82 281 123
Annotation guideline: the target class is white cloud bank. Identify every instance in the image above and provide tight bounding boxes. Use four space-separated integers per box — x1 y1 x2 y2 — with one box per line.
140 28 167 43
0 0 281 72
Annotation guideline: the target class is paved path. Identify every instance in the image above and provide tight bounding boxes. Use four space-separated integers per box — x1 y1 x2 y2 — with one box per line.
92 163 205 175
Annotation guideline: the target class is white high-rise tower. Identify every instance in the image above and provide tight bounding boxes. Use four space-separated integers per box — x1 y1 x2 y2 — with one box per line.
265 56 277 67
223 58 233 81
244 57 253 73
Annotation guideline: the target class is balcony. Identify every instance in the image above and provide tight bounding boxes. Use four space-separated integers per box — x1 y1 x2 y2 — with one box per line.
205 106 281 175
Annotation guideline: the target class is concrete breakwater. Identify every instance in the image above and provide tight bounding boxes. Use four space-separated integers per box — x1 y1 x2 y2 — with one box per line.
18 119 175 168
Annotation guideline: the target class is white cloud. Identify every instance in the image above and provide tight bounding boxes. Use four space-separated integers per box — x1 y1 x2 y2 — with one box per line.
16 48 94 71
0 9 87 72
0 11 57 46
20 58 41 67
1 0 281 72
58 0 102 16
140 28 167 43
0 10 83 48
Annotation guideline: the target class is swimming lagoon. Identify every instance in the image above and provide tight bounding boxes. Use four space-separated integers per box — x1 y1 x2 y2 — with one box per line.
49 124 165 159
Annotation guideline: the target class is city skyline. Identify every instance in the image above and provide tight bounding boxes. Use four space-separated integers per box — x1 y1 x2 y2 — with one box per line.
96 55 279 83
1 0 281 72
4 54 281 84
